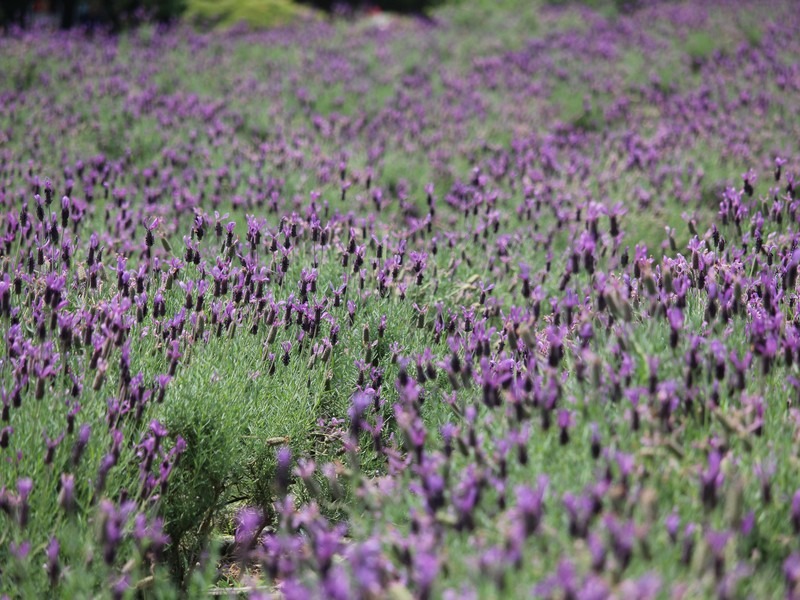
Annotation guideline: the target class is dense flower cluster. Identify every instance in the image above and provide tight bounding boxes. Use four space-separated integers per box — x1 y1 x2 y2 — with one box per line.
1 0 800 597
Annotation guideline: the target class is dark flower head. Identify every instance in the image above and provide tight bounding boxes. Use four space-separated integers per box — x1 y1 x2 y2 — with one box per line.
276 446 293 494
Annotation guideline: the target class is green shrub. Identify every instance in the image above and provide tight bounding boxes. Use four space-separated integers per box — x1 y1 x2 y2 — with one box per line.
185 0 305 29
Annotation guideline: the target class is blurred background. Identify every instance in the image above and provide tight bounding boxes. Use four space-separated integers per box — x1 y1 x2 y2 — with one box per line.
1 0 452 30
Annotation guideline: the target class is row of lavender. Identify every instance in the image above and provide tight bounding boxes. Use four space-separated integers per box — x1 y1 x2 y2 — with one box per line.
2 0 800 597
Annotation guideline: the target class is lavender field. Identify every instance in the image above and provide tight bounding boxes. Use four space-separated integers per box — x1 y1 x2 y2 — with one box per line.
2 0 800 597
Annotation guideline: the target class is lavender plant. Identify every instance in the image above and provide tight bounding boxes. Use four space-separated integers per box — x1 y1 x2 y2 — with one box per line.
1 0 800 597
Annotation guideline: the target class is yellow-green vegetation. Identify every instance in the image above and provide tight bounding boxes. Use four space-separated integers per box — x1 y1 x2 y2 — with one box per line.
185 0 308 29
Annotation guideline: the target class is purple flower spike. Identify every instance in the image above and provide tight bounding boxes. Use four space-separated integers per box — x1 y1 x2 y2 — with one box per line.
515 476 548 536
16 478 32 529
46 536 60 585
235 506 264 560
700 451 724 509
276 446 293 494
348 390 374 439
58 473 76 514
10 540 31 560
785 553 800 597
557 409 572 445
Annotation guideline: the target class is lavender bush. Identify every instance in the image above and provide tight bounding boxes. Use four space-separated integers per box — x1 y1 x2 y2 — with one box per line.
1 0 800 597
